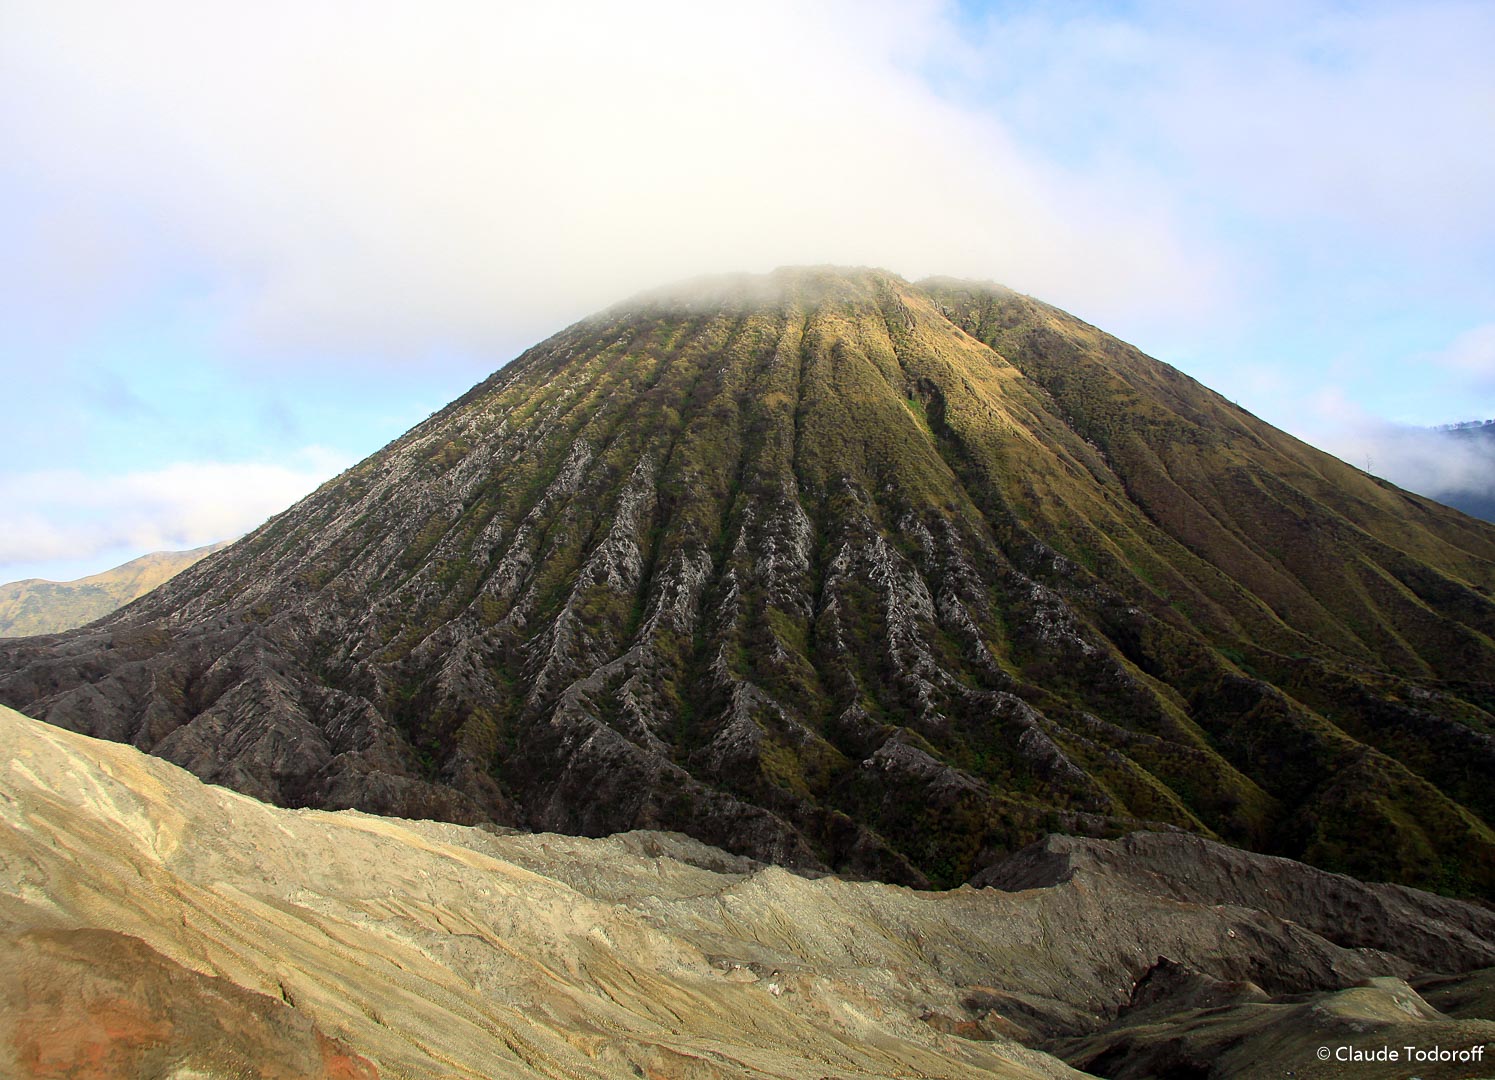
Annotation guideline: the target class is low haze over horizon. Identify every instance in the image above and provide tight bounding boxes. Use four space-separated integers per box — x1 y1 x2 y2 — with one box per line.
5 0 1494 583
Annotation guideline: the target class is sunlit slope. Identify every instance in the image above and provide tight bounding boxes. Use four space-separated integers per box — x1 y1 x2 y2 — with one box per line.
0 542 228 637
3 704 1491 1078
1 268 1491 895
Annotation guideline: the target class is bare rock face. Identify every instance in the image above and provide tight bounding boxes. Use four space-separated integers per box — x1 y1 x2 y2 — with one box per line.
0 926 379 1080
2 268 1494 895
977 832 1495 976
1 705 1492 1079
1061 974 1495 1080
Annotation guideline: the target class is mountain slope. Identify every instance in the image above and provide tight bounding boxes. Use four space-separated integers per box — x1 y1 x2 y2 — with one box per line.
3 703 1492 1079
2 268 1492 894
0 542 228 637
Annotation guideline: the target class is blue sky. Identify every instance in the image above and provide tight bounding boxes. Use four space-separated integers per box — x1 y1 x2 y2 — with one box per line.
3 0 1493 583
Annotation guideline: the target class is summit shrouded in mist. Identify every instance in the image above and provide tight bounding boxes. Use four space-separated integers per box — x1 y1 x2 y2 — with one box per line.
3 268 1493 895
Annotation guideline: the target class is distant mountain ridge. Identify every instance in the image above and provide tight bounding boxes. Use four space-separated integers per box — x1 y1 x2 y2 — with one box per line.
0 542 229 637
1431 419 1495 522
1432 418 1495 433
1 268 1493 897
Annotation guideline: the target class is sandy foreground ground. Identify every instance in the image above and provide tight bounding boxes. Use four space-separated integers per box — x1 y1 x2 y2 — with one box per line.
0 703 1490 1079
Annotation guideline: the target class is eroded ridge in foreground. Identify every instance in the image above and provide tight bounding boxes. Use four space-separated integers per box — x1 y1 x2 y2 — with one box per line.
1 705 1490 1079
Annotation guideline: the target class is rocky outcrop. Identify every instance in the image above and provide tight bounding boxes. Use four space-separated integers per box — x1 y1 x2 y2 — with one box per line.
0 927 379 1080
1061 975 1495 1080
2 268 1493 894
978 832 1495 975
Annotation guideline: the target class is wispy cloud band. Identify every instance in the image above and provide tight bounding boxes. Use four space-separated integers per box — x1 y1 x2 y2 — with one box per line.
0 451 348 577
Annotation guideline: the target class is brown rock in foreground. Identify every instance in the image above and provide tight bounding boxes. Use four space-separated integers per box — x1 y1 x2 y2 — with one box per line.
0 926 378 1080
2 704 1492 1078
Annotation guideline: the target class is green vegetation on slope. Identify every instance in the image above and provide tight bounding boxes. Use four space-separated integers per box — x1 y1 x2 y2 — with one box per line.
2 269 1493 898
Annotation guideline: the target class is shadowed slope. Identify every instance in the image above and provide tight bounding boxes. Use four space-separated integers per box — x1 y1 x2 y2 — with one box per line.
1 268 1492 894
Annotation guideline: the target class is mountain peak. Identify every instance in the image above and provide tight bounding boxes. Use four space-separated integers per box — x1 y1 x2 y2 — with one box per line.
3 275 1493 895
0 542 229 637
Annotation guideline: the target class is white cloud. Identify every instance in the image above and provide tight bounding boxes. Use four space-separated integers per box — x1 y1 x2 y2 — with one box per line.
3 0 1493 571
0 0 1220 359
1300 387 1495 502
0 449 350 573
